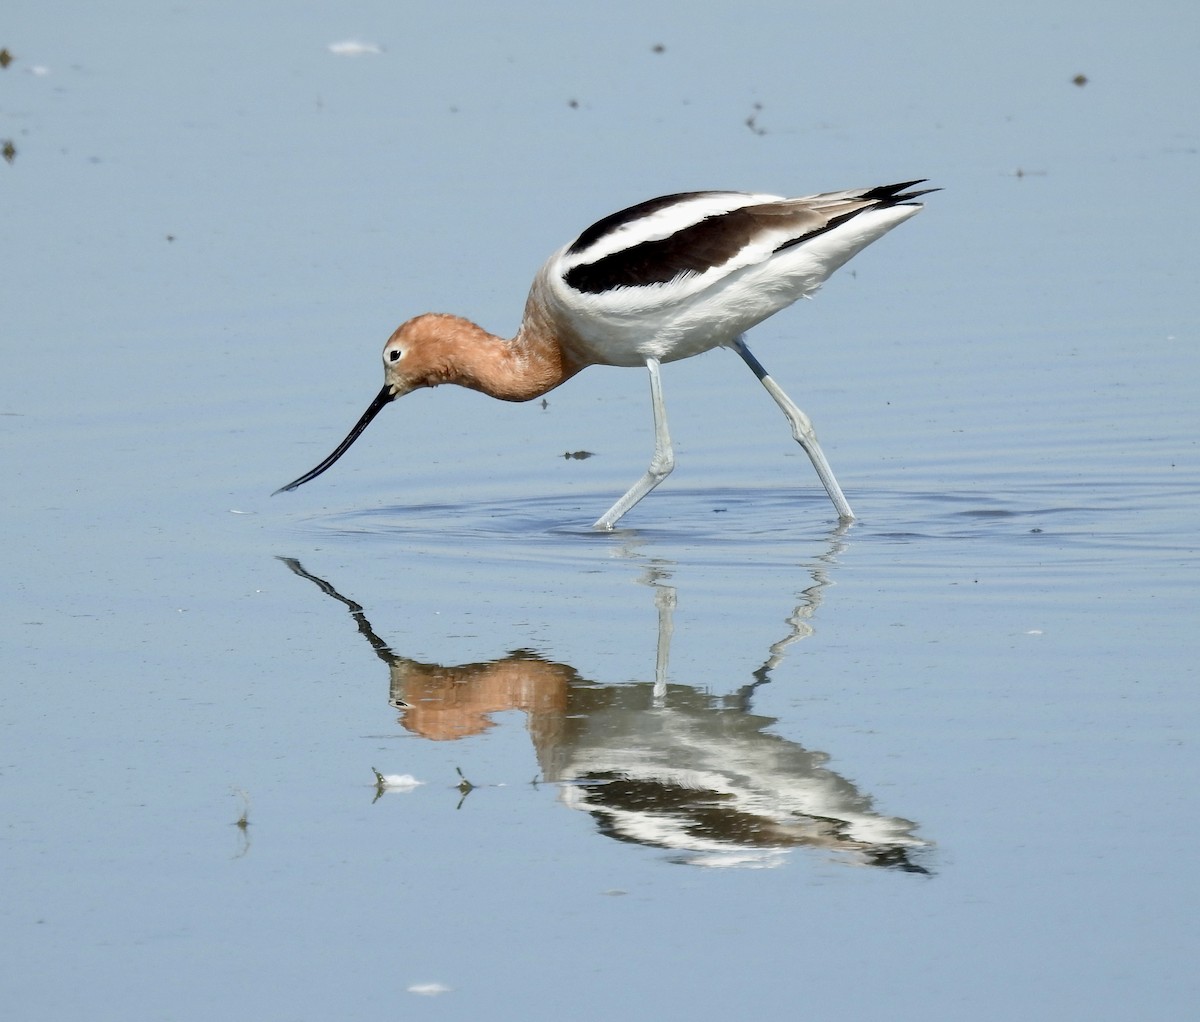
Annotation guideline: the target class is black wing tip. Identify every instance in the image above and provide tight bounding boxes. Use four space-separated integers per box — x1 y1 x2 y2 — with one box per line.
862 179 940 206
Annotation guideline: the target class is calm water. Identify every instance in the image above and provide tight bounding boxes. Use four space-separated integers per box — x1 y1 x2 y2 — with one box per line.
4 2 1198 1019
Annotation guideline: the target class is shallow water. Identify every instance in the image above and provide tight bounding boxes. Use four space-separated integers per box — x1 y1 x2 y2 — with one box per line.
4 2 1199 1019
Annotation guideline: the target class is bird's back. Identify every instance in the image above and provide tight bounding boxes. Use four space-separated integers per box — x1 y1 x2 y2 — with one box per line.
534 183 930 368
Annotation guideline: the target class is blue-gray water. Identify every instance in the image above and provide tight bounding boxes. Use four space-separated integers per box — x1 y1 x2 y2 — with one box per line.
4 2 1198 1018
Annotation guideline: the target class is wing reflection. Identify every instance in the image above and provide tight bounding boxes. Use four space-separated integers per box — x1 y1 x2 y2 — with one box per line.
279 556 931 872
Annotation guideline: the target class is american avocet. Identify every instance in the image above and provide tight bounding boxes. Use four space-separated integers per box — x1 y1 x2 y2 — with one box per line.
276 181 934 528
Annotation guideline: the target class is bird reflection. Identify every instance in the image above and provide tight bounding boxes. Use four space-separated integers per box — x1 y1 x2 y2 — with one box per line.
279 556 931 872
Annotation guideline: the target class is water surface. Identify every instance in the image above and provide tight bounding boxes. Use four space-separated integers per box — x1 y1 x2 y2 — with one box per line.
4 2 1198 1019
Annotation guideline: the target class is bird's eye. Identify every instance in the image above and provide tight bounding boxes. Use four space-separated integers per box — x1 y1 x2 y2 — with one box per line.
388 348 402 362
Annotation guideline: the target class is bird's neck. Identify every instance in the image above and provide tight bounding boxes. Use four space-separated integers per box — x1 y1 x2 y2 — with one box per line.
432 304 584 403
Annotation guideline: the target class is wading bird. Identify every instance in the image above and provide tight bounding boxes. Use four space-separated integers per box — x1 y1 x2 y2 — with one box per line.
276 181 933 528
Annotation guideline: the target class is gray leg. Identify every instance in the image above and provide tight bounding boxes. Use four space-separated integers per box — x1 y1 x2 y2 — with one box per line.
594 357 675 530
729 336 855 522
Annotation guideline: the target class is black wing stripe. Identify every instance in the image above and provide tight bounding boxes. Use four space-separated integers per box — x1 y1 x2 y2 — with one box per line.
565 205 782 294
566 191 723 256
563 181 936 295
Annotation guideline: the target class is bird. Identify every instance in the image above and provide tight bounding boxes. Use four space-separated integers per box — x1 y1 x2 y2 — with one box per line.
275 180 934 529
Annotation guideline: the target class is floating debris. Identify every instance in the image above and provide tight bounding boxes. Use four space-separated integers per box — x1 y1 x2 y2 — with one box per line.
0 48 14 69
1072 73 1088 87
230 789 252 857
2 140 14 164
745 102 767 136
407 983 451 997
328 40 383 57
232 788 251 830
562 450 594 460
372 768 424 793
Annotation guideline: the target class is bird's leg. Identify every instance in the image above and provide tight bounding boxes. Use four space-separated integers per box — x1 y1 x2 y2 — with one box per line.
593 357 675 530
729 336 855 522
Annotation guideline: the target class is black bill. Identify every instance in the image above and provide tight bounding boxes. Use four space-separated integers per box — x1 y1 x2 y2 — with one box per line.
273 384 394 494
